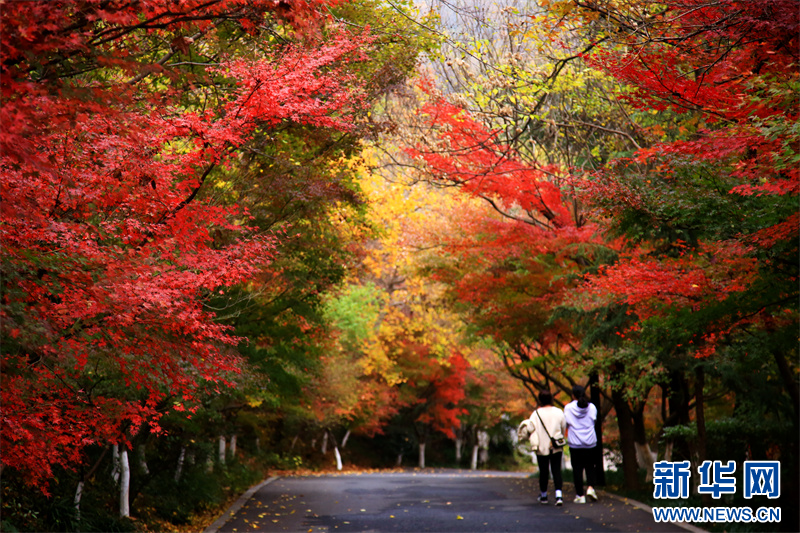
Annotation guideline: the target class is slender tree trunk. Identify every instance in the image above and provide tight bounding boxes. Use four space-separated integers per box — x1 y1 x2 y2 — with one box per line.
137 444 149 475
325 430 343 471
341 429 351 450
667 371 692 465
321 431 328 455
418 442 426 469
664 441 674 462
218 435 226 465
589 373 606 485
695 367 711 505
229 435 237 460
632 405 655 482
772 349 800 420
74 481 84 524
119 447 130 518
611 386 640 489
396 453 403 466
111 444 120 483
470 444 479 471
478 430 489 466
175 446 186 482
455 435 463 463
334 446 343 471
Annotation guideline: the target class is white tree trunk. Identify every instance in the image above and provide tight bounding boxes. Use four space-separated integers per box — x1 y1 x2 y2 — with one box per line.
396 453 403 466
334 446 343 471
341 429 352 449
119 448 130 518
418 443 426 469
478 430 489 465
111 444 120 483
229 435 237 459
138 444 149 474
74 481 84 523
455 436 463 463
175 446 186 482
470 444 479 470
635 442 656 482
218 435 226 465
321 431 328 455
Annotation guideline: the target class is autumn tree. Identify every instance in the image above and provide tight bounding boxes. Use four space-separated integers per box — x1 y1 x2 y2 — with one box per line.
0 0 371 499
558 0 799 507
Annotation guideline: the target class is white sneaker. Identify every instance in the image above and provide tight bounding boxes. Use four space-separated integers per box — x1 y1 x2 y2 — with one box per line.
574 495 586 503
586 487 598 501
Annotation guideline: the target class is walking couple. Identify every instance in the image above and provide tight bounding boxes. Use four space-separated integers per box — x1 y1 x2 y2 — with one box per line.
523 386 599 506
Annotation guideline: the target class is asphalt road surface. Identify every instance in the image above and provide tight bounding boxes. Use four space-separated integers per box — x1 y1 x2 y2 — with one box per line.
210 470 690 533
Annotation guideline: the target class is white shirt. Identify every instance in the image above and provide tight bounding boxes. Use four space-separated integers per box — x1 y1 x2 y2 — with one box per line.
564 400 598 448
528 405 566 456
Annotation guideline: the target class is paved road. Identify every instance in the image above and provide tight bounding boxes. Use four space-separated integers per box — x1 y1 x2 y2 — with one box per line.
211 470 690 533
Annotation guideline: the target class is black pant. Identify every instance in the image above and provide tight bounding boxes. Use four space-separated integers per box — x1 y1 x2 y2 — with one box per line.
536 452 563 493
570 446 597 496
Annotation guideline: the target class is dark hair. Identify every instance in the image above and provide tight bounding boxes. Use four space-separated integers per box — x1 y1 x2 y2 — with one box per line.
572 385 589 408
538 390 553 406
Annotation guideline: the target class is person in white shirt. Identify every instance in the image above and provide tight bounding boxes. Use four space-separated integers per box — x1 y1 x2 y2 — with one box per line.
528 390 567 506
564 385 599 503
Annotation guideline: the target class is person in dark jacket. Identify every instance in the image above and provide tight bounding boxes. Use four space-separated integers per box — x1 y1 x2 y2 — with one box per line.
564 385 598 503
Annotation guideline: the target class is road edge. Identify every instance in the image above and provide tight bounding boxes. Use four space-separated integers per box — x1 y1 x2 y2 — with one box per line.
599 489 708 533
203 476 280 533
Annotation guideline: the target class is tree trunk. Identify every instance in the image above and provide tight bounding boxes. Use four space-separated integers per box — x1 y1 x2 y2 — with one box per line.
478 430 489 466
695 367 711 505
119 448 130 518
175 446 186 482
334 446 343 471
74 481 84 524
663 441 674 462
589 373 606 485
341 429 351 450
632 404 655 482
772 348 800 420
396 453 403 466
111 444 120 483
470 444 479 470
218 435 226 465
418 442 426 469
455 435 463 463
611 386 640 489
321 431 328 455
137 444 149 475
229 435 237 460
666 371 692 464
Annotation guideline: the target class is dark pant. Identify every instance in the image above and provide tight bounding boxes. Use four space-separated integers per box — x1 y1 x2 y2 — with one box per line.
570 446 597 496
536 452 563 493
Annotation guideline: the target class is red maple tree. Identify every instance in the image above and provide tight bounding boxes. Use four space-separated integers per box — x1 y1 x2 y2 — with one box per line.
1 0 368 491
